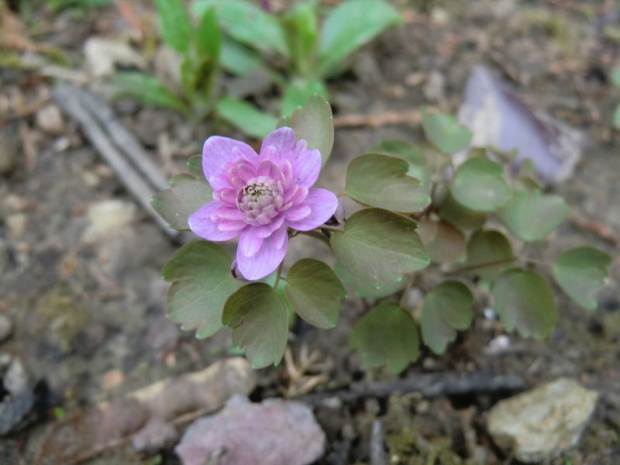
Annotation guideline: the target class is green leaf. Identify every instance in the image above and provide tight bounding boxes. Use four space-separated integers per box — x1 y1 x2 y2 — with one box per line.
192 0 288 56
421 108 473 154
278 94 334 166
417 219 465 263
421 281 474 354
281 1 319 76
113 72 189 115
284 259 346 328
220 37 264 76
492 268 558 338
349 304 419 374
156 0 194 53
437 190 487 231
215 96 277 139
151 174 212 230
162 241 242 338
187 155 204 178
346 154 430 213
553 247 612 310
331 208 429 285
282 79 328 117
222 283 289 368
334 261 406 299
194 7 221 59
317 0 402 77
452 157 512 212
367 139 430 191
497 190 570 242
466 230 514 281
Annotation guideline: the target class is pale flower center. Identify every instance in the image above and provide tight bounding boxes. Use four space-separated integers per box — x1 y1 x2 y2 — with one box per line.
237 176 283 225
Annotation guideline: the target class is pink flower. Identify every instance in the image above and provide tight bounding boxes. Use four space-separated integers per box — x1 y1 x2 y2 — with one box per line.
189 127 338 280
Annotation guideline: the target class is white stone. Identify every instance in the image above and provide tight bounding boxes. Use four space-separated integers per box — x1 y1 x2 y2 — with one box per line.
82 200 136 244
35 104 64 134
487 378 598 463
84 37 146 78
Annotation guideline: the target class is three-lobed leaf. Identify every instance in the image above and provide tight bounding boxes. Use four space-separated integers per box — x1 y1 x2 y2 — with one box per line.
346 154 431 213
466 230 514 281
279 94 334 166
334 261 406 299
552 247 612 310
492 268 558 339
368 139 430 191
452 157 512 212
497 190 570 242
421 108 473 154
285 259 346 329
162 241 242 339
317 0 402 77
349 303 419 374
330 208 430 285
152 174 212 230
421 281 474 354
438 190 487 231
223 283 289 369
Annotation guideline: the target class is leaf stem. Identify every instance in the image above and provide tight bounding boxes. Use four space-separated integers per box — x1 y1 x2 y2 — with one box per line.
297 229 331 246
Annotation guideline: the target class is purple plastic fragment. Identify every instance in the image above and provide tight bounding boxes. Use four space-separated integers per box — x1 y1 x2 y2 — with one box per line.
458 65 586 183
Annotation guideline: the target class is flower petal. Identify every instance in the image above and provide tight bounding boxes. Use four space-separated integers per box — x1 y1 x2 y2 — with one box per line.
189 201 241 241
238 227 264 258
237 226 288 280
203 136 257 184
286 188 338 231
285 141 322 187
260 127 296 155
285 204 311 222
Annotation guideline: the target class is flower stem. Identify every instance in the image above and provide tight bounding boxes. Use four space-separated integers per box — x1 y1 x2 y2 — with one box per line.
273 261 284 290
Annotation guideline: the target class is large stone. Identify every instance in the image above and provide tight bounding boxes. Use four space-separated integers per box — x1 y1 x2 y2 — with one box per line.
487 378 598 463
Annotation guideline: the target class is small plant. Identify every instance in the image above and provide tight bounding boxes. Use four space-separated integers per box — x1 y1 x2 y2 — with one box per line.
153 95 612 372
114 0 401 138
613 65 620 130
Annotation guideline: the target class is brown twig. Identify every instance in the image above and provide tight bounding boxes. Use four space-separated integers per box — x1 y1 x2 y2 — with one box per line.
333 110 422 128
569 211 620 248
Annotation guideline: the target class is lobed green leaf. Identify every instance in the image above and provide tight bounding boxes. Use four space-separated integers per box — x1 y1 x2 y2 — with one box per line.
223 283 289 368
492 268 558 338
421 108 473 154
330 208 429 285
281 79 328 117
334 261 406 299
466 230 514 281
421 281 474 354
151 174 213 230
368 139 430 191
452 157 512 212
346 154 431 213
438 190 487 231
162 241 242 339
417 219 466 263
317 0 402 77
278 94 334 166
552 247 612 310
497 190 570 242
285 259 346 329
349 304 419 374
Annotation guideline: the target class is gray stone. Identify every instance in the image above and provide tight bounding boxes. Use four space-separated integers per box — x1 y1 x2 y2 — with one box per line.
487 378 598 463
0 132 18 176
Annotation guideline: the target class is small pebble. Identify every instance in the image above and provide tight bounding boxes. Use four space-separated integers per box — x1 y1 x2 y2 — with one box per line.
35 104 65 135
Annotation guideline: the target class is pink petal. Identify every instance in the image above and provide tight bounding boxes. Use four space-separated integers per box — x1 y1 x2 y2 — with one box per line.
285 205 311 222
283 185 308 207
238 227 264 258
260 127 296 155
213 206 245 222
286 188 338 231
286 142 321 187
203 137 257 184
189 202 241 241
256 159 280 178
237 226 288 280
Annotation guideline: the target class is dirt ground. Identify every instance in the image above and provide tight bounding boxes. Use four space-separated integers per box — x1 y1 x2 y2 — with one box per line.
1 0 619 464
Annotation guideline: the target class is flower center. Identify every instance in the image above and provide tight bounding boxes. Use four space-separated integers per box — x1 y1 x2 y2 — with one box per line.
237 176 283 225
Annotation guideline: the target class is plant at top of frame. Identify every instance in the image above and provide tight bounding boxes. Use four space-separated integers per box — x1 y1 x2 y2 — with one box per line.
191 0 403 116
152 95 612 372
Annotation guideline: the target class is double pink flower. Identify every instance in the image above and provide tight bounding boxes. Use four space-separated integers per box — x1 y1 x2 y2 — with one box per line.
189 127 338 280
